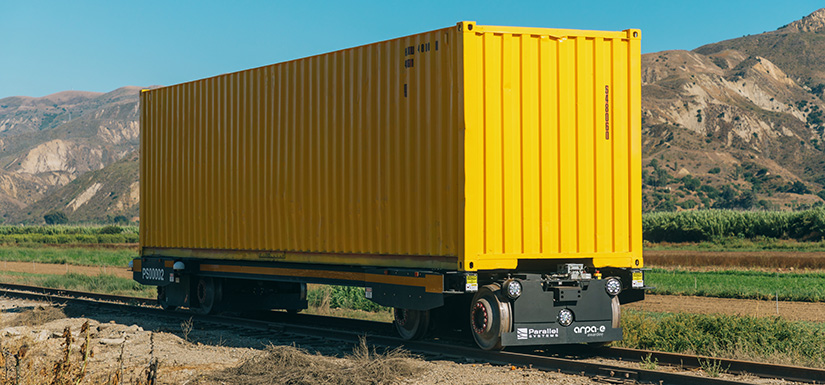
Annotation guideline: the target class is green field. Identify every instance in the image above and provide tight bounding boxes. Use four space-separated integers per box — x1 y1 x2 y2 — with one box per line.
0 246 136 266
0 270 154 298
646 268 825 302
0 225 138 244
618 310 825 368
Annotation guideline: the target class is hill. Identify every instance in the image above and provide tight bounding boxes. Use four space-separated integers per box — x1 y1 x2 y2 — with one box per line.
0 87 142 223
640 8 825 211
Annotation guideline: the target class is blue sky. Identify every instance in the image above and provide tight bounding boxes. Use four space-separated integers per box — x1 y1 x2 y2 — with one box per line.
1 0 822 97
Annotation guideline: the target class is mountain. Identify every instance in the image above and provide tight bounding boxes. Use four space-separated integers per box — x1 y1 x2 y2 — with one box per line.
0 87 142 223
640 8 825 211
6 151 139 224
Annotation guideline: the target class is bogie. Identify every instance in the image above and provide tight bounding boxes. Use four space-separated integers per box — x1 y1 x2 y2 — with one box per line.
393 308 431 340
470 284 512 351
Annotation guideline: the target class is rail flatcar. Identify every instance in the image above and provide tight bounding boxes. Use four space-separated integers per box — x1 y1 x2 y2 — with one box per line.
133 21 646 350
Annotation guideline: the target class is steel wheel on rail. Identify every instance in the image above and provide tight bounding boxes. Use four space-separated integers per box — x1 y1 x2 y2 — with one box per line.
470 283 512 350
588 293 622 347
393 308 431 340
157 286 177 311
192 277 222 315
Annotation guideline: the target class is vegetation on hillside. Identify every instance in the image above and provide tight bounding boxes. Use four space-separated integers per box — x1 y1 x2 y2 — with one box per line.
643 157 824 213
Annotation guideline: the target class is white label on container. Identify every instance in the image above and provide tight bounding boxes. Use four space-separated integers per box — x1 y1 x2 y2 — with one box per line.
465 275 478 292
632 272 644 288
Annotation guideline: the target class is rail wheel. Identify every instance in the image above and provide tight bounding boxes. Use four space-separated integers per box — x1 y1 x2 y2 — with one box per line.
610 295 621 328
588 296 621 347
470 283 512 350
157 286 177 311
393 308 431 340
192 277 222 315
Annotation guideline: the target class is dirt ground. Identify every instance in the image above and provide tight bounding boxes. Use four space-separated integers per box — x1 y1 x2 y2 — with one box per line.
644 250 825 269
0 297 599 385
626 294 825 322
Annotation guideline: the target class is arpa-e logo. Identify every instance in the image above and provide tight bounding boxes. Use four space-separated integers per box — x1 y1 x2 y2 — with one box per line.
573 325 606 337
516 327 559 340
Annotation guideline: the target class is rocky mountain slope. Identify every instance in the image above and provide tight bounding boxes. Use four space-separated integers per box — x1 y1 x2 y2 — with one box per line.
0 87 141 223
640 9 825 211
5 151 139 224
5 9 825 223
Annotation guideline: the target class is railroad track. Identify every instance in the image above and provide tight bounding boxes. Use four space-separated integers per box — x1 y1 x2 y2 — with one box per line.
0 282 822 385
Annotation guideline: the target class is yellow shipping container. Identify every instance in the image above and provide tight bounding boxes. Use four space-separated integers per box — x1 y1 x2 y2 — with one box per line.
140 21 642 273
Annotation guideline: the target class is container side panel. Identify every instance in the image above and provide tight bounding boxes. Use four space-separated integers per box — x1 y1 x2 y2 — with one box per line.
520 36 541 256
463 27 485 268
628 35 642 262
463 26 642 270
482 33 504 255
558 38 578 255
141 27 462 269
575 37 596 254
538 37 560 255
612 41 630 254
139 91 147 249
502 34 523 255
593 37 612 254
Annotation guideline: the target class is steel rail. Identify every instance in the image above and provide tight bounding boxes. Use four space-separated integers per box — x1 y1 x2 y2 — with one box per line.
594 346 825 384
0 283 821 384
0 282 155 306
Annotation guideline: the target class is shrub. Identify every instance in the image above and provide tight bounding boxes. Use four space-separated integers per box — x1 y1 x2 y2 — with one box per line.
308 286 387 312
681 175 701 191
99 225 123 234
43 210 68 225
113 215 130 224
788 181 812 195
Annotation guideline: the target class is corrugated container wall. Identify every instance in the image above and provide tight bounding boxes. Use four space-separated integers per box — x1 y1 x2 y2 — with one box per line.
140 22 642 272
461 23 642 271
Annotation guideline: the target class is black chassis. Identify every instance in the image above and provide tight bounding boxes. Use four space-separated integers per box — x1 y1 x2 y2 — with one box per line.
479 269 646 346
135 256 645 346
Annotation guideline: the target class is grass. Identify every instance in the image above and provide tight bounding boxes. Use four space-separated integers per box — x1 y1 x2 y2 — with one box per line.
305 285 393 322
196 338 423 385
307 285 388 312
0 225 138 245
618 310 825 368
646 268 825 302
0 233 138 245
0 225 138 235
0 271 155 298
0 246 135 267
